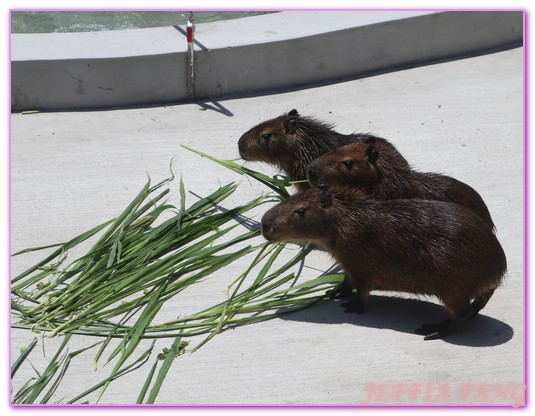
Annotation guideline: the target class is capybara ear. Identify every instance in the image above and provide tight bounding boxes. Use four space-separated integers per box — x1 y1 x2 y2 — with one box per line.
283 117 298 134
288 109 299 117
319 185 333 209
366 146 379 164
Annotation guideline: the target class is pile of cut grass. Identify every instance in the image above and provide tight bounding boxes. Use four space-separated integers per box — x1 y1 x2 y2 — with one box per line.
11 147 343 404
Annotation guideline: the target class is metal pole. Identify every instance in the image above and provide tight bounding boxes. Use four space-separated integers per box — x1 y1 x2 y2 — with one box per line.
186 12 195 100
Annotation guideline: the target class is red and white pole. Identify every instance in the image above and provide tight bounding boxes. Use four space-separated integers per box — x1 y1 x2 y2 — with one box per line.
186 12 195 100
186 13 194 43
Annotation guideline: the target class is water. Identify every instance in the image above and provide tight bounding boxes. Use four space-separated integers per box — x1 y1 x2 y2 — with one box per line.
11 11 277 34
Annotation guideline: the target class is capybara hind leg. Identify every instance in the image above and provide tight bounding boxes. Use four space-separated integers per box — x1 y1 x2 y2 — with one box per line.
470 288 496 317
416 299 472 340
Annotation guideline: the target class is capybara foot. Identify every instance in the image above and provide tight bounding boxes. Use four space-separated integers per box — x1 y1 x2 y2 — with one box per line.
341 295 365 314
415 318 462 340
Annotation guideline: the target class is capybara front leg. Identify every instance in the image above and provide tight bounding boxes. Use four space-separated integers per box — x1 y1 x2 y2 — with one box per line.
341 279 370 314
328 275 354 299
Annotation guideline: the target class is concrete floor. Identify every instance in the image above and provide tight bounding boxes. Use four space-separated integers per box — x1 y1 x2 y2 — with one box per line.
10 47 524 405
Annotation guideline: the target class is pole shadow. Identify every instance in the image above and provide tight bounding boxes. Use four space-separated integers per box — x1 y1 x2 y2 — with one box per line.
196 101 234 117
172 25 208 51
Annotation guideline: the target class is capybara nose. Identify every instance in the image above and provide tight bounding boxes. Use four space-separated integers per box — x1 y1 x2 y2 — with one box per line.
238 136 247 159
307 166 319 186
261 221 274 240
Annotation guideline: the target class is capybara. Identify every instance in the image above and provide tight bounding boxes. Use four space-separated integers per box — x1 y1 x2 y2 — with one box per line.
307 138 495 230
260 186 506 340
238 109 410 191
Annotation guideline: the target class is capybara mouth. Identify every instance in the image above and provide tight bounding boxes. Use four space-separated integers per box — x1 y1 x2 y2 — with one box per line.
307 170 319 187
306 169 328 188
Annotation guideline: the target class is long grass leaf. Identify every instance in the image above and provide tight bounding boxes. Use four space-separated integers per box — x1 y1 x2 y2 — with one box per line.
145 333 187 404
96 282 168 402
136 359 159 404
11 219 114 286
40 340 103 404
11 338 38 378
67 340 156 404
181 144 291 197
14 334 72 403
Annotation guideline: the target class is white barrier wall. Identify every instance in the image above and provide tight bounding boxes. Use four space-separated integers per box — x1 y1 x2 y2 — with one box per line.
11 11 523 111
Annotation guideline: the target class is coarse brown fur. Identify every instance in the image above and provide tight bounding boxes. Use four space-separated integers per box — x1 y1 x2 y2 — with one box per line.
307 140 495 230
261 187 507 340
238 109 410 191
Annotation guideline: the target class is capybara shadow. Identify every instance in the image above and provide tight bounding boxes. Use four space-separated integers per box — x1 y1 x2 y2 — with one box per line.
278 294 513 347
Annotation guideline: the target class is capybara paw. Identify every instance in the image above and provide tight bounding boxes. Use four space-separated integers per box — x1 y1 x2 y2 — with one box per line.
341 296 365 314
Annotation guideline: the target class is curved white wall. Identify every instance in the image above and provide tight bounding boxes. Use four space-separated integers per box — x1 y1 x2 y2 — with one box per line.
11 11 523 111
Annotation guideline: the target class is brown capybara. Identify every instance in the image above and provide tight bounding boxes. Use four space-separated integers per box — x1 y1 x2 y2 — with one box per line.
260 186 506 340
237 109 410 191
307 139 495 230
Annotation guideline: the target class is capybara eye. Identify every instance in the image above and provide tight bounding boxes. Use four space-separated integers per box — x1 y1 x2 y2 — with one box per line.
261 133 272 141
294 207 307 216
342 160 353 169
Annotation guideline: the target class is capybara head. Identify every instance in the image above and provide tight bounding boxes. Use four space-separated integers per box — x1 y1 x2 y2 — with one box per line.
307 140 380 187
238 109 365 190
307 137 412 188
238 109 302 164
261 186 337 245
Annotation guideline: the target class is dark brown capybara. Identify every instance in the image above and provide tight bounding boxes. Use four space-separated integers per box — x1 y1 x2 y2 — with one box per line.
260 186 506 340
307 138 495 230
237 109 410 191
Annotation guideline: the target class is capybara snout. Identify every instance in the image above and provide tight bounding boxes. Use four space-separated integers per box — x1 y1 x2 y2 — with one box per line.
260 214 276 241
306 164 320 186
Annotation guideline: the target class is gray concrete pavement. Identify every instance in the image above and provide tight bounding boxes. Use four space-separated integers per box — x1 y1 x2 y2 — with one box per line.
10 47 524 405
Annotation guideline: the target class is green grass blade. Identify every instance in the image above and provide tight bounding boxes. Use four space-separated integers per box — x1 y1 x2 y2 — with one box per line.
145 333 187 404
67 340 156 404
11 338 38 378
40 340 103 404
181 144 291 198
176 176 186 230
14 334 72 403
11 219 114 286
136 359 159 404
96 282 168 402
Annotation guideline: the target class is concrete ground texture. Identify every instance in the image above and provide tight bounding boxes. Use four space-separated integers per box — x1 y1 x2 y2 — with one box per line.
10 47 524 405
